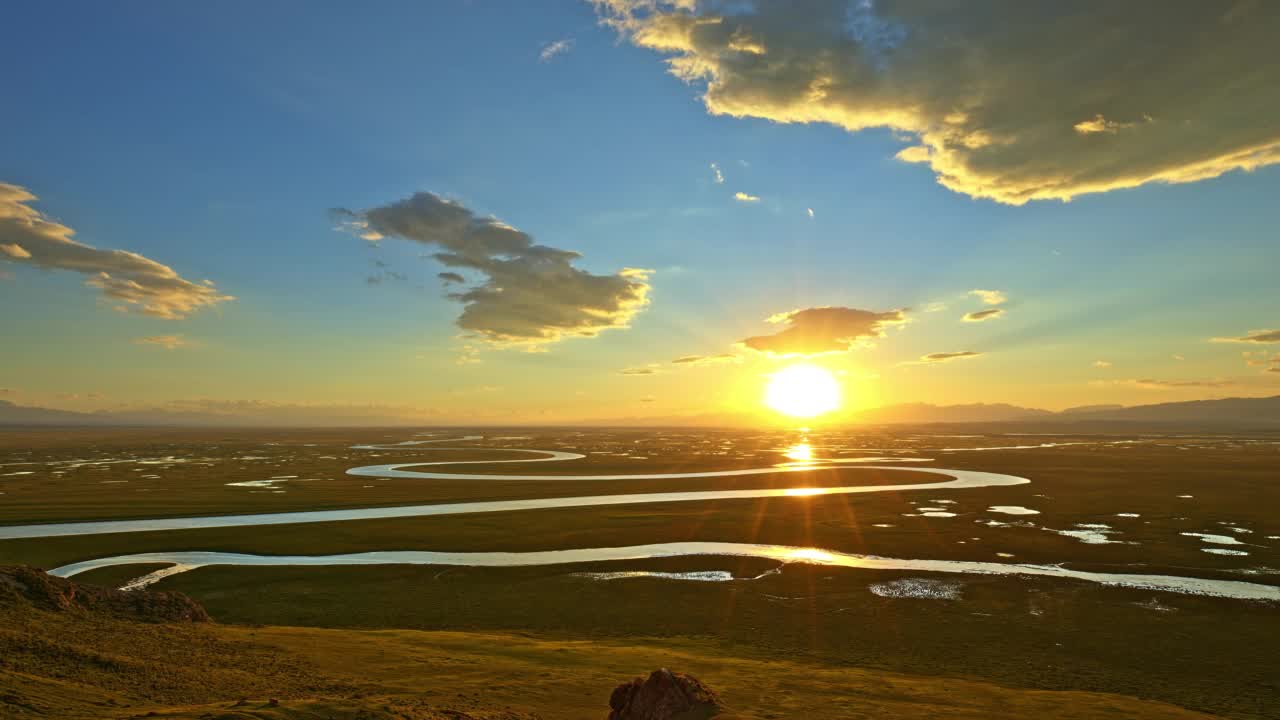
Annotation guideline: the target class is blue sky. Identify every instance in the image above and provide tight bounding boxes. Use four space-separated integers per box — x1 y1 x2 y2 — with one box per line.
2 1 1279 423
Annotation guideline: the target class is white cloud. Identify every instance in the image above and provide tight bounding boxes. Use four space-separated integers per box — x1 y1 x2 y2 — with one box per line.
539 38 574 62
598 1 1280 204
710 162 725 184
0 183 233 318
734 191 760 203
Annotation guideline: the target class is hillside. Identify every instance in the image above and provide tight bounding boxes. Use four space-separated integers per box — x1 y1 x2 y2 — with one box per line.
0 566 1228 720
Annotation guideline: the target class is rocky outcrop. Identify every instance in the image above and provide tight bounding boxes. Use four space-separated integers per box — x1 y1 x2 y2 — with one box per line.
608 669 723 720
0 565 210 623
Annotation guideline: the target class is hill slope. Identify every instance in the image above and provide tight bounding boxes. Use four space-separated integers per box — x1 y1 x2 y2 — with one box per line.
0 566 1226 720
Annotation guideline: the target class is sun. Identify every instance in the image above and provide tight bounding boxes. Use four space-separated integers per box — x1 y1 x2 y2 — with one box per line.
764 364 842 418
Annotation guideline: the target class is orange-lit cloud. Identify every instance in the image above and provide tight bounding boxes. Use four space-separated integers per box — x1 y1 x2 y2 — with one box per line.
599 1 1280 204
0 183 232 318
334 192 652 348
740 306 907 356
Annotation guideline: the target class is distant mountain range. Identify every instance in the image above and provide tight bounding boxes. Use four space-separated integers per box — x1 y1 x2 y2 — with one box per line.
852 396 1280 428
3 395 1280 430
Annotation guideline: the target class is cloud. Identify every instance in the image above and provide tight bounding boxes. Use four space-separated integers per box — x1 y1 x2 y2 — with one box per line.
539 38 574 62
333 192 652 347
621 366 659 375
710 162 724 183
1212 329 1280 344
134 334 190 350
806 207 814 218
0 182 233 318
1074 114 1144 135
740 306 907 356
455 344 482 365
1 243 32 259
963 308 1005 323
919 351 982 363
969 289 1007 306
366 269 408 285
1098 378 1235 390
671 352 739 366
734 191 760 203
1243 351 1280 374
597 1 1280 204
1093 360 1112 368
438 271 466 284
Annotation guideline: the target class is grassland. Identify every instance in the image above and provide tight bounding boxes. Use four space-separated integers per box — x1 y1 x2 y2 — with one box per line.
2 427 1278 718
0 587 1228 719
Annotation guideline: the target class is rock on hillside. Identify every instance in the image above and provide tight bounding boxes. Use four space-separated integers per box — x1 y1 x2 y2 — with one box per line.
608 669 724 720
0 565 210 623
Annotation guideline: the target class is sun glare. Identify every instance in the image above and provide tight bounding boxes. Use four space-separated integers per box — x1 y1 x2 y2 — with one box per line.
765 364 841 418
783 442 815 462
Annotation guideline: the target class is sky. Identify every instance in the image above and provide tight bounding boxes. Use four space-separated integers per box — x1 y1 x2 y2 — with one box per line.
2 0 1279 425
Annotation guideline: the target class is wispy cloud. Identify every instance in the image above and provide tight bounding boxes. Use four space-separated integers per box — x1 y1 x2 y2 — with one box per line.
734 191 760 203
963 308 1005 323
710 162 724 184
1212 329 1280 344
539 38 573 63
1095 378 1235 390
134 334 191 350
969 289 1007 306
1094 360 1112 368
1242 351 1280 374
620 366 659 375
671 353 739 366
919 351 983 363
1 182 232 318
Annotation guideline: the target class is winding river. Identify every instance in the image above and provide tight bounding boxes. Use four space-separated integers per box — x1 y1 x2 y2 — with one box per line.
5 436 1278 601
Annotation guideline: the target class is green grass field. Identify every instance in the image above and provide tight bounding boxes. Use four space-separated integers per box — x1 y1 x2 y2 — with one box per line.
2 427 1278 718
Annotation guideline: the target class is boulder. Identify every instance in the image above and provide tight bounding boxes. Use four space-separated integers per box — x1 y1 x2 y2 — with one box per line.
608 668 723 720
